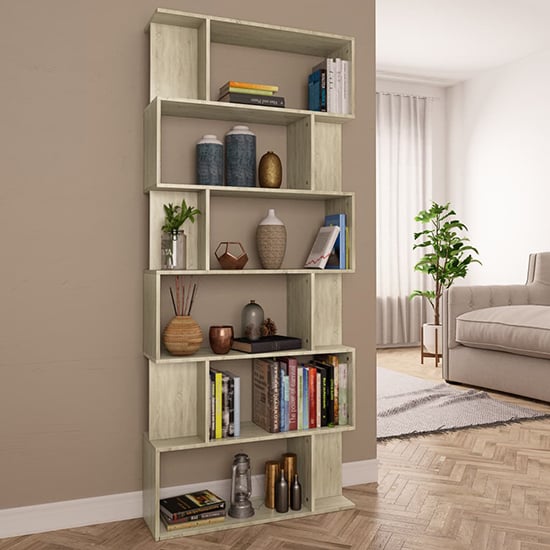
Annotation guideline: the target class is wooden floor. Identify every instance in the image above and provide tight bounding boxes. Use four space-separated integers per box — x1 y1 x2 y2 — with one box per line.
4 348 550 549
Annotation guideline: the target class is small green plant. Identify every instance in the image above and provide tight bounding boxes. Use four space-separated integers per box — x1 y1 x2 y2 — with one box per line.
162 199 201 233
409 201 481 326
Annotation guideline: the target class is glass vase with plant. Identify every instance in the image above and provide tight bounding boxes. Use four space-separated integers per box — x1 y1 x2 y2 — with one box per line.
161 198 201 270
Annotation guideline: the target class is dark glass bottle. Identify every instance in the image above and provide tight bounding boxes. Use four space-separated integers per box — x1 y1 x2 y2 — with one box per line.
275 469 289 513
290 473 302 510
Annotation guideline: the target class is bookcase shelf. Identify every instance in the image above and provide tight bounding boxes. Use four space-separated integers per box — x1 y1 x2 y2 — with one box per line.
142 8 356 541
152 495 353 541
146 344 355 364
149 422 355 453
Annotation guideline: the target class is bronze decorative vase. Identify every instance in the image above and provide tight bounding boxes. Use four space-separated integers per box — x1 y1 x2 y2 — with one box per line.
258 151 282 188
162 315 203 356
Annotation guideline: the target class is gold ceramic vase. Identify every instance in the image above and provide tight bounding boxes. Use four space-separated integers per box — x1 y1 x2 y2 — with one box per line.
258 151 282 188
162 315 203 356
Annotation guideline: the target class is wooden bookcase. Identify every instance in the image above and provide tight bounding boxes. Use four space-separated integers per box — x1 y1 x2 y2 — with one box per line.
142 8 356 541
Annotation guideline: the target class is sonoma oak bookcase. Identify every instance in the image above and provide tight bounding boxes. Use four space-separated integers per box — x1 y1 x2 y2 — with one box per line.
142 8 356 541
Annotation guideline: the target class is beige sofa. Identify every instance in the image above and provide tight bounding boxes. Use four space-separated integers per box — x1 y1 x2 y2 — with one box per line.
442 252 550 402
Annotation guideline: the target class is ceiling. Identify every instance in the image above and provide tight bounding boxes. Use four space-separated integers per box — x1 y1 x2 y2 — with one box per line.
376 0 550 85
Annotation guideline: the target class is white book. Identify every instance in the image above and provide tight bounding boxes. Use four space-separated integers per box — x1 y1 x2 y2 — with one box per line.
335 57 342 114
304 225 341 269
338 363 348 425
342 59 349 115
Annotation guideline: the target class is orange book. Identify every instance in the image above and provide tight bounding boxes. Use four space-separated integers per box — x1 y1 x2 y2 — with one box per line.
220 80 279 93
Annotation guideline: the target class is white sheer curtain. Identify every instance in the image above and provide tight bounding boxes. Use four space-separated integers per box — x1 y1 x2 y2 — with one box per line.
376 92 432 346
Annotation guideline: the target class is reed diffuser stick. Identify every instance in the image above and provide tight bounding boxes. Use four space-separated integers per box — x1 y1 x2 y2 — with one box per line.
169 287 177 316
188 283 197 316
175 276 181 315
184 276 193 315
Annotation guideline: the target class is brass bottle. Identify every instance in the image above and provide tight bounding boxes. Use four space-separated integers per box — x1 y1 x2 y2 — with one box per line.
258 151 282 188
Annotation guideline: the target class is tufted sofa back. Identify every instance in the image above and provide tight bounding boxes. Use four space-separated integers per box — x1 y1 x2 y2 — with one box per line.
443 252 550 353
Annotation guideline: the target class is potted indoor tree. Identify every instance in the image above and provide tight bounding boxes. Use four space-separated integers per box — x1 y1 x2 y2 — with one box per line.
410 201 480 356
161 198 201 270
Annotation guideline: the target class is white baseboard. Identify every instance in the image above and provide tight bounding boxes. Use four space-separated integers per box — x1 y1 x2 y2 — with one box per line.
0 459 377 539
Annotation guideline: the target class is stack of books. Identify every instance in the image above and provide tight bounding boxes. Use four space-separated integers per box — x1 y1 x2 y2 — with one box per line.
308 58 350 114
209 368 240 440
159 489 226 531
252 355 348 433
218 80 285 108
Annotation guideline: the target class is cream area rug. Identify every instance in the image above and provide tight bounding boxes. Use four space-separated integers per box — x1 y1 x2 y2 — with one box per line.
377 367 550 440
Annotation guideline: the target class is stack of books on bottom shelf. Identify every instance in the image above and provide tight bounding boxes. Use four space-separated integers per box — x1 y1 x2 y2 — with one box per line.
252 355 348 433
160 489 226 531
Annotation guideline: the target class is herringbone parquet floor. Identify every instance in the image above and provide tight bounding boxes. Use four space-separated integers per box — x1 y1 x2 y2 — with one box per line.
3 348 550 549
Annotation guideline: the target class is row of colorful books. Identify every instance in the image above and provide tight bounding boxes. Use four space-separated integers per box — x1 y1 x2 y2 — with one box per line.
159 489 226 531
252 355 349 433
217 80 285 108
308 57 350 114
209 368 240 439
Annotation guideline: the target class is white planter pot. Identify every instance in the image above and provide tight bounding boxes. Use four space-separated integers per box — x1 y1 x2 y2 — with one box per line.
423 323 442 355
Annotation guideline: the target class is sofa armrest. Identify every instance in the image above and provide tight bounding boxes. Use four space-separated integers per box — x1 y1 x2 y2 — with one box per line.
443 284 529 351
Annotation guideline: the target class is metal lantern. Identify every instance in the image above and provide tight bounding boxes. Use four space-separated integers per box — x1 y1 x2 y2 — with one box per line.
229 453 255 519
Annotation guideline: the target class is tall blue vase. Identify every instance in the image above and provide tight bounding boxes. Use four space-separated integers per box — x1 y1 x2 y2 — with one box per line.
225 125 256 187
196 134 223 185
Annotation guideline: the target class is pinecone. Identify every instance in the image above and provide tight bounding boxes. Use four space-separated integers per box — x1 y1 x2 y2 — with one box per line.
261 317 277 337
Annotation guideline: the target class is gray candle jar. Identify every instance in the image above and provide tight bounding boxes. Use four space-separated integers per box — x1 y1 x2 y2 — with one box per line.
225 125 256 187
196 134 224 185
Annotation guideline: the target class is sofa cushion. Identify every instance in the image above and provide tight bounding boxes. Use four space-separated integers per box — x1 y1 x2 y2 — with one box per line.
456 305 550 359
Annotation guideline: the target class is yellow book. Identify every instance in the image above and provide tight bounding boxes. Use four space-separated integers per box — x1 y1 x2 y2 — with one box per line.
225 86 274 96
220 80 279 93
214 370 222 439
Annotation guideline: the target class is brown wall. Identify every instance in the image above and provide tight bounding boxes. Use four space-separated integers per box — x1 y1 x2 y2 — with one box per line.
0 0 375 508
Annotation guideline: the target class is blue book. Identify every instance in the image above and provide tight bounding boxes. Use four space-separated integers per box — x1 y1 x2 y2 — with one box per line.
324 213 347 269
308 69 327 112
308 71 320 111
279 365 286 432
283 374 289 432
303 365 309 430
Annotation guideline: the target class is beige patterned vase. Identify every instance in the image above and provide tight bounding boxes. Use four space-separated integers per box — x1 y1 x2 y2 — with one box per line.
256 209 286 269
162 315 203 356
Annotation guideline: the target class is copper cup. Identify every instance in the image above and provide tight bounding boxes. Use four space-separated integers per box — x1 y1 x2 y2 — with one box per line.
209 325 234 354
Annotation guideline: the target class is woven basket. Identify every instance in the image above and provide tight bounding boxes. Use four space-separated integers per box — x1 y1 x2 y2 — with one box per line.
162 316 203 356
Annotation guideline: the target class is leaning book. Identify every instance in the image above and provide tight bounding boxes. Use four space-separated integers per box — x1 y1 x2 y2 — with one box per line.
160 489 226 521
304 225 340 269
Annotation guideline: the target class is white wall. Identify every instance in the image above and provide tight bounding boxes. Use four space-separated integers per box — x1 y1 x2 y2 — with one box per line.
376 78 447 203
447 48 550 285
